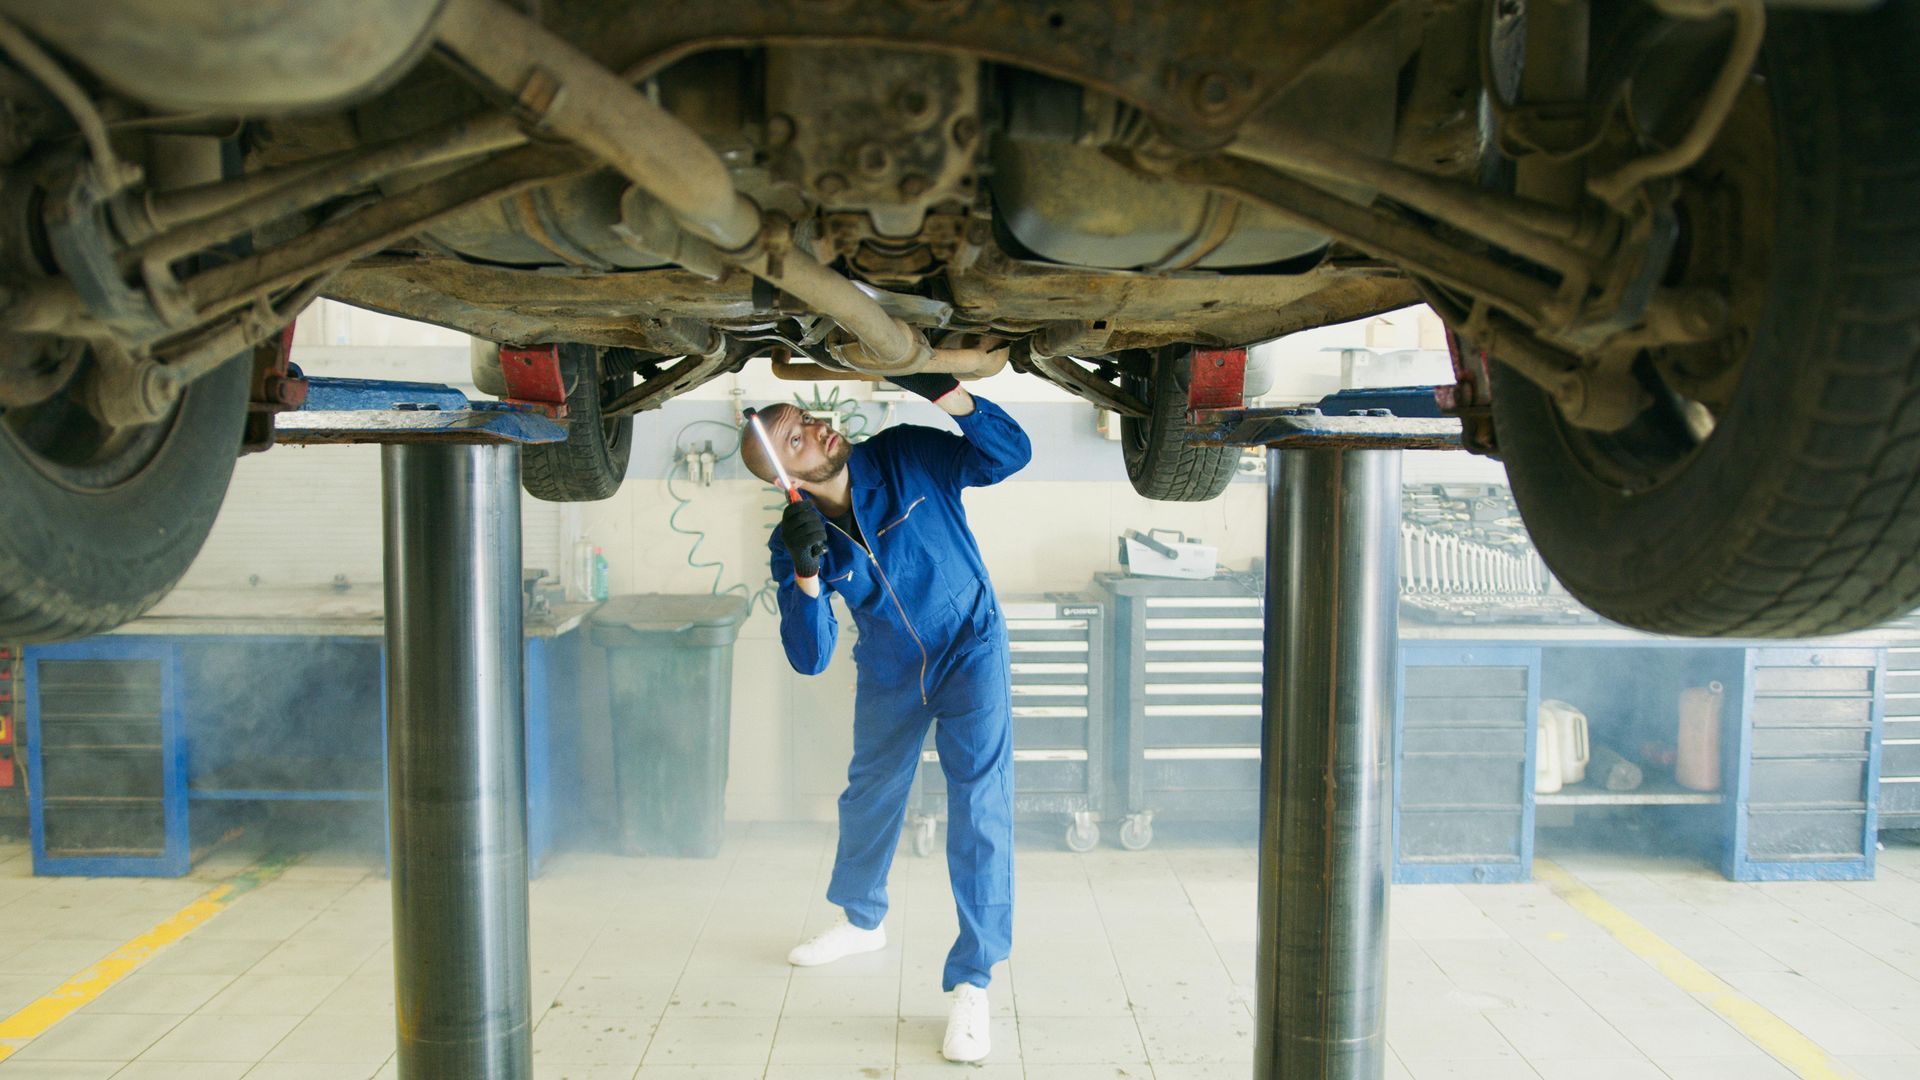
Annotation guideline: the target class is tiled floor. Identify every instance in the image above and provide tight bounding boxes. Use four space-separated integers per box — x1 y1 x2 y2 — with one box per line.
0 827 1916 1079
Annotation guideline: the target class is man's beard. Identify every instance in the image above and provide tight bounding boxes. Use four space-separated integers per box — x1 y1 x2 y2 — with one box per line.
793 436 851 483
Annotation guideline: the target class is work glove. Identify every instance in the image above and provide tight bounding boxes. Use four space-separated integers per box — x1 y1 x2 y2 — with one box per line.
887 372 961 403
780 500 829 579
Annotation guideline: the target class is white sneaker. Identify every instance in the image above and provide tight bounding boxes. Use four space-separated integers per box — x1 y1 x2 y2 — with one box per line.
786 914 886 967
941 983 991 1063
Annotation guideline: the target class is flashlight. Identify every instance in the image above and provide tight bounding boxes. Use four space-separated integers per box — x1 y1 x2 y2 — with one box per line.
742 407 801 504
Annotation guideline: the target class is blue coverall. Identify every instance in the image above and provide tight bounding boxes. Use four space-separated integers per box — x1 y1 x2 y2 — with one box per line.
770 396 1032 991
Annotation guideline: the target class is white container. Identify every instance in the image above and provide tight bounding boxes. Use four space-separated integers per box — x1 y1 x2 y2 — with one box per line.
1535 699 1591 793
1535 719 1565 794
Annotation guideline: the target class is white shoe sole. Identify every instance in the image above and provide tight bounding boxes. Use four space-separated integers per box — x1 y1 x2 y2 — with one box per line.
786 932 886 967
941 1041 990 1064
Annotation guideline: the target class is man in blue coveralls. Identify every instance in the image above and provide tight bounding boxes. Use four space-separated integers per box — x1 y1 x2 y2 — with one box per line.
739 370 1030 1063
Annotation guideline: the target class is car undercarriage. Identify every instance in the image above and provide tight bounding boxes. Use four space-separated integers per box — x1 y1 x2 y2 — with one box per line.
1 0 1918 643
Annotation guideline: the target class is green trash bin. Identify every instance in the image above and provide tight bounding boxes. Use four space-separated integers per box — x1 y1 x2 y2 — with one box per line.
591 594 749 857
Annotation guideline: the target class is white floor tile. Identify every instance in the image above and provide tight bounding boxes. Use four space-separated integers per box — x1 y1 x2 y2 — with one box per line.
1016 1015 1147 1065
261 1015 395 1064
199 976 347 1017
766 1015 895 1066
137 1013 304 1063
640 1017 775 1067
11 1014 181 1062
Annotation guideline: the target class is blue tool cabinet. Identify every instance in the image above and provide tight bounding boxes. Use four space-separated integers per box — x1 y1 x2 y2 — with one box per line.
1878 642 1920 830
23 605 588 877
1729 647 1882 881
1395 645 1538 884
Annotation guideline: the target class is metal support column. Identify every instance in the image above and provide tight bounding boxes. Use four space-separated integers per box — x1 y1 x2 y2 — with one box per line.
1258 444 1402 1080
382 442 533 1078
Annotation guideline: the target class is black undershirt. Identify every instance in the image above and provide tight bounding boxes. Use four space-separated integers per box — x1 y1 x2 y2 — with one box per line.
830 507 865 550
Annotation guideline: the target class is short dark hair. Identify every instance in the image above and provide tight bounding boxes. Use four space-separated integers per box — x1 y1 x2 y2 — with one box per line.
739 402 802 485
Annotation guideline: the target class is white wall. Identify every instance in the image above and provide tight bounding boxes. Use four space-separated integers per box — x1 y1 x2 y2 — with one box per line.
187 299 1509 825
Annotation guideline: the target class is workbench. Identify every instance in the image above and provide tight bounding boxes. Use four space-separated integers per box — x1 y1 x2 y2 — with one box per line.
1396 621 1901 883
21 588 595 877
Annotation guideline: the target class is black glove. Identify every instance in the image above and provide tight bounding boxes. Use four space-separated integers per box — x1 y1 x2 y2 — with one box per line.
780 500 829 579
887 372 961 402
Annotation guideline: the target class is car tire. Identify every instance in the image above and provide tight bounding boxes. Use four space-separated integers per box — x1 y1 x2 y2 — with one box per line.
1495 0 1920 637
520 343 634 502
1121 345 1238 502
0 353 250 643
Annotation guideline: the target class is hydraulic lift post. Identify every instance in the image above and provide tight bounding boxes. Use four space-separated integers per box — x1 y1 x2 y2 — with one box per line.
383 442 532 1076
278 383 568 1079
1195 402 1462 1080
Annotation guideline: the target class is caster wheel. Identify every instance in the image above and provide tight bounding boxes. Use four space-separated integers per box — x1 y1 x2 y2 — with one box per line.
1118 815 1154 852
910 818 937 858
1065 819 1099 853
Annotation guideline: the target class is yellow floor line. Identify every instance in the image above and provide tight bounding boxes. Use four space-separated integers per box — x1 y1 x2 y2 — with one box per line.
0 855 296 1046
1534 858 1852 1080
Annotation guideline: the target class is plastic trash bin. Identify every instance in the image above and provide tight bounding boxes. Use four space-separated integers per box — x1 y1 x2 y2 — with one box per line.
591 594 748 857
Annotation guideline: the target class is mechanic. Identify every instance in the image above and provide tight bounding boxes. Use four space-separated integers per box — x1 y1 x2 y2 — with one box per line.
739 370 1030 1063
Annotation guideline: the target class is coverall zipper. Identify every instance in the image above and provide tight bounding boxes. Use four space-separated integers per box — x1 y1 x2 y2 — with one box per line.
824 515 930 705
874 496 926 539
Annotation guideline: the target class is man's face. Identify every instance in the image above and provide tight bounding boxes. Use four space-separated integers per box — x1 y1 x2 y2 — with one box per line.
763 405 851 484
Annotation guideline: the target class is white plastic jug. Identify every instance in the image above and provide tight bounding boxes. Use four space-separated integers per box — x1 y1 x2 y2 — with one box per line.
1535 719 1564 794
1537 700 1591 791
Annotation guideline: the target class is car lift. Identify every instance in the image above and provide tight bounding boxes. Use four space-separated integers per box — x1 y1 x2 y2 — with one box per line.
1194 401 1462 1080
278 384 567 1077
273 374 1461 1080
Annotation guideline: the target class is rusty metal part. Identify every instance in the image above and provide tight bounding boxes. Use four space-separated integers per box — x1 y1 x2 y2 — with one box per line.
826 211 979 288
320 245 1420 362
1587 0 1765 208
1438 328 1497 457
243 323 306 454
1186 348 1247 414
771 351 866 382
181 145 588 325
1029 319 1115 361
156 271 334 387
434 0 932 375
1511 0 1592 208
0 17 136 193
529 0 1394 149
1465 302 1648 433
81 271 333 431
767 347 1002 382
918 345 1007 378
138 156 350 237
128 112 529 268
766 47 977 239
496 344 570 418
0 0 444 114
0 337 83 408
990 139 1330 271
73 339 172 429
1017 351 1149 418
602 347 733 418
1228 125 1594 260
1167 153 1563 326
